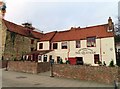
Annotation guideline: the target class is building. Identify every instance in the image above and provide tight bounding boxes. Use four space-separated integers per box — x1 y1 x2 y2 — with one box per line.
116 42 120 65
35 17 116 66
1 19 43 61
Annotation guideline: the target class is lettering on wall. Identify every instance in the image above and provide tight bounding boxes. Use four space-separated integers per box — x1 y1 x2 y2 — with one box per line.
76 48 96 55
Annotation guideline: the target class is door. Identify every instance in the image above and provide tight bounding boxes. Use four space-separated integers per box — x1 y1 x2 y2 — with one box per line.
94 54 99 64
76 57 84 65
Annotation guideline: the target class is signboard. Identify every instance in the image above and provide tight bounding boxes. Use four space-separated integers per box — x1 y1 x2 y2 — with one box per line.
76 48 96 55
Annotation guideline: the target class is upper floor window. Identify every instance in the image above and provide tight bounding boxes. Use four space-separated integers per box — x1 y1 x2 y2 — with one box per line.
39 43 43 49
76 40 80 48
31 39 34 44
53 43 58 49
87 37 96 47
61 42 67 49
31 47 34 51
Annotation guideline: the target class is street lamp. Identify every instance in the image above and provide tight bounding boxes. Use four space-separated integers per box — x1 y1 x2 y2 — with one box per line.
50 59 54 77
5 58 8 71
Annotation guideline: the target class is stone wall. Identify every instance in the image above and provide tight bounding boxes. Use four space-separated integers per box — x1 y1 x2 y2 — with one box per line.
3 30 38 60
7 61 50 74
0 60 8 68
53 64 120 84
37 62 50 73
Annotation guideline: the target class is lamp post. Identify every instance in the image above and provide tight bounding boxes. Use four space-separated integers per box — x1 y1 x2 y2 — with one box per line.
50 59 54 77
5 58 8 71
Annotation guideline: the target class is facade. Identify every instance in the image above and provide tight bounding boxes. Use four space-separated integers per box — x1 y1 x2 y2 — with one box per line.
36 17 116 66
0 18 117 66
116 42 120 65
1 19 43 60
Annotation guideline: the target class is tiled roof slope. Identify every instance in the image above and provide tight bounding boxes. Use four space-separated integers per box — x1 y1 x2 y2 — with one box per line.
40 31 57 41
51 24 114 42
3 19 43 39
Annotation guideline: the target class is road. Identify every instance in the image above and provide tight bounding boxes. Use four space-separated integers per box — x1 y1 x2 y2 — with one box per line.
2 69 115 87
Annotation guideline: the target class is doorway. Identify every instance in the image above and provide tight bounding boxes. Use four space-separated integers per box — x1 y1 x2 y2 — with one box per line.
76 57 84 65
94 54 100 64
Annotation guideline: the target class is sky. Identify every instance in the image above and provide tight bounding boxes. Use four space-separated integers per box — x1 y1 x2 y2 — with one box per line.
2 0 120 33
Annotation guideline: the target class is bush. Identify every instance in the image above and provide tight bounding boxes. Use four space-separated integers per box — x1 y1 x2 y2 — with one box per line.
98 61 102 66
109 60 115 67
59 59 63 64
66 60 70 64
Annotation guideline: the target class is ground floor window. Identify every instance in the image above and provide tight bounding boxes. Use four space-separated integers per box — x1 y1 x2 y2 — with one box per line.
94 54 100 64
43 55 47 62
38 55 42 62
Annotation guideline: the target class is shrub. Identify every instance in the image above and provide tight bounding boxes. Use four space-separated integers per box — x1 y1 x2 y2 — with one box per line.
109 60 115 67
98 61 102 66
59 59 63 64
66 60 70 64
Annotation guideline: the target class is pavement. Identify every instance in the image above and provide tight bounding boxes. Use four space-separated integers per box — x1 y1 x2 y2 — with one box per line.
2 69 115 87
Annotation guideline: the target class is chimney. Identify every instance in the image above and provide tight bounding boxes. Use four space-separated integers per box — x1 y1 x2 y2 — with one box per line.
0 1 6 19
22 22 35 30
108 17 113 30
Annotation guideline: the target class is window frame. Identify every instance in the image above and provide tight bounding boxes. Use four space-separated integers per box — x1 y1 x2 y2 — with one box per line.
76 40 81 48
61 42 67 49
87 37 96 47
39 43 43 49
53 43 58 49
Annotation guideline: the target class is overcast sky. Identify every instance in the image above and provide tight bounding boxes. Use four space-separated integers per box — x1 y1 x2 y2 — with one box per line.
3 0 119 33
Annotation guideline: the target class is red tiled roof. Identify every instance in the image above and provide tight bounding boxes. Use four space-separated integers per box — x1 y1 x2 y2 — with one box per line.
40 31 57 41
3 19 43 39
51 24 114 42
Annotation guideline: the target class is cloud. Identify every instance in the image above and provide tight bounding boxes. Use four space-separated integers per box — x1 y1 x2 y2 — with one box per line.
5 0 118 32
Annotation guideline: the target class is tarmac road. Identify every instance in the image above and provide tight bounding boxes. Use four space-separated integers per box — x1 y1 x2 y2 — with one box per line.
2 69 115 88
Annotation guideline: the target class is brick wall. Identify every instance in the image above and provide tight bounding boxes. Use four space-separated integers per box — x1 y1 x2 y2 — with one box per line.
7 61 50 74
0 60 8 68
37 62 50 73
53 64 120 84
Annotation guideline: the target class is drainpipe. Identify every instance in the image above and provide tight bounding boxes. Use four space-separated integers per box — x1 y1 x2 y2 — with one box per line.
100 38 102 63
67 41 70 60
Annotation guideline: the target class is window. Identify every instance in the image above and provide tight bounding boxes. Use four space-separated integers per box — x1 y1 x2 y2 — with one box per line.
87 37 96 47
38 55 42 61
53 43 58 49
61 42 67 49
39 43 43 49
43 55 47 62
31 39 34 44
31 47 34 51
76 40 80 48
118 49 120 52
49 55 52 60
